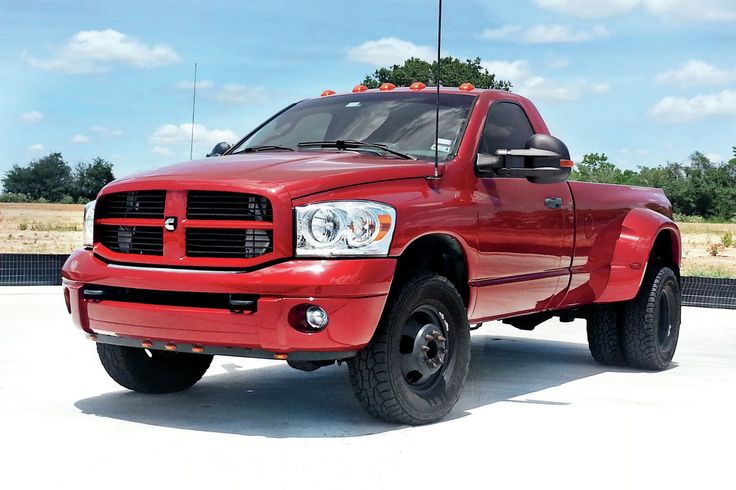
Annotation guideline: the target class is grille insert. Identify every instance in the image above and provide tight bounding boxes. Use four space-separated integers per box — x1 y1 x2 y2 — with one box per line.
97 225 163 256
187 191 272 221
186 228 272 259
96 191 166 219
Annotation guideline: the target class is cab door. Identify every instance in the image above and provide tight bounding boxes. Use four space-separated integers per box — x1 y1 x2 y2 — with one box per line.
471 101 574 320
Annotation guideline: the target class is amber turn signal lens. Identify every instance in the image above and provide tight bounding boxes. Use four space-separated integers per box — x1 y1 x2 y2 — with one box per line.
320 89 336 97
560 159 575 168
192 346 205 353
164 343 177 351
409 82 426 90
141 341 153 348
352 84 368 93
379 83 396 91
273 353 288 360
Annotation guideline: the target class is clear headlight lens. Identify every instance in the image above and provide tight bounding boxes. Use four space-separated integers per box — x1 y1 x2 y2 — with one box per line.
296 201 396 256
83 200 96 248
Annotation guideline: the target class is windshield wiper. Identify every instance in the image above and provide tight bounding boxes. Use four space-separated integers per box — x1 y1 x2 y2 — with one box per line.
297 140 416 160
235 145 295 154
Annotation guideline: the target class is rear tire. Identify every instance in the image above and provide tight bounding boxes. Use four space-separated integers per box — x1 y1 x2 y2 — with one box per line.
622 266 681 370
97 343 213 394
586 304 628 366
348 273 471 425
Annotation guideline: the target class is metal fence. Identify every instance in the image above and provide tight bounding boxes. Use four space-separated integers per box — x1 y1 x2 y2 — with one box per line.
0 254 70 286
680 276 736 310
1 253 735 309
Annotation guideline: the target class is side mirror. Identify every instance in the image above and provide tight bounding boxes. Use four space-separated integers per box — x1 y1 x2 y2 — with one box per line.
207 141 231 158
477 134 573 184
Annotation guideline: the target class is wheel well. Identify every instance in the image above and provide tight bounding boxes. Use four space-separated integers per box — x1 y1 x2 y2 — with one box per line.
394 235 470 307
649 230 680 280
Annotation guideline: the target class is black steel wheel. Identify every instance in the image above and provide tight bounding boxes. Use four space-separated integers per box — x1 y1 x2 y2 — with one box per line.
348 273 471 425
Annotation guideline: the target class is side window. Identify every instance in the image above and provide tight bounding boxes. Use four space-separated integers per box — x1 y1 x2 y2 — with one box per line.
479 102 535 169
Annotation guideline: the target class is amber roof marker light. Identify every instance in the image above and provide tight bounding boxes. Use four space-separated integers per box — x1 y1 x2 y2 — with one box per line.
352 84 368 93
320 89 336 97
410 82 426 91
378 83 396 91
459 82 475 91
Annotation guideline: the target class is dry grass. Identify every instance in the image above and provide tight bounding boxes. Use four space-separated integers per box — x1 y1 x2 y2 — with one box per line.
0 203 83 254
2 203 735 277
678 222 736 278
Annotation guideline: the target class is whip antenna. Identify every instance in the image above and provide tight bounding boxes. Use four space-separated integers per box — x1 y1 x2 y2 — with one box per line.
433 0 442 178
189 62 198 160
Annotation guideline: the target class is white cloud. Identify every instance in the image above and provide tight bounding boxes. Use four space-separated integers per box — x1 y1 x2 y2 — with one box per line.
26 29 180 74
534 0 639 18
347 37 436 66
706 153 724 162
175 80 215 91
481 24 609 43
150 123 238 147
655 60 736 87
645 0 736 21
481 59 610 102
175 80 266 104
20 111 44 124
27 143 45 154
151 146 175 157
215 84 267 104
650 90 736 123
89 125 124 137
70 134 90 144
534 0 736 21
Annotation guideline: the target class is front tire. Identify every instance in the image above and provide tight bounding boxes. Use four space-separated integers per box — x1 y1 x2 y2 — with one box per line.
97 343 213 394
348 273 471 425
622 266 681 370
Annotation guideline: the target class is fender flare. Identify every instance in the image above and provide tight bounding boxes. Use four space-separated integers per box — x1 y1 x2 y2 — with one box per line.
596 208 681 303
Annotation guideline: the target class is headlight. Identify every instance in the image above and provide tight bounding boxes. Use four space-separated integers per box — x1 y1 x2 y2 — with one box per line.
296 201 396 256
83 200 96 248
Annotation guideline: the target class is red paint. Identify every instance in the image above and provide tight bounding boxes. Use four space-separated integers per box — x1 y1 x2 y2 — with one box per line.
62 88 680 355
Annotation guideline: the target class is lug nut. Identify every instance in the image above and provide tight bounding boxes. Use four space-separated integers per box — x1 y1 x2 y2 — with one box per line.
420 345 430 352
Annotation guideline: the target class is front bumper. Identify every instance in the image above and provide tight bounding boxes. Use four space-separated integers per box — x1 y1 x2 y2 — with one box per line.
62 250 395 358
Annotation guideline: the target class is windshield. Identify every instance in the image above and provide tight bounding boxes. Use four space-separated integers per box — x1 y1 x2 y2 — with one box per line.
230 92 476 161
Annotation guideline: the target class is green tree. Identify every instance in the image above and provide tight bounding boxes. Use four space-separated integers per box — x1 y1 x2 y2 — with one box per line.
2 153 73 201
362 57 512 90
73 157 115 201
571 153 625 183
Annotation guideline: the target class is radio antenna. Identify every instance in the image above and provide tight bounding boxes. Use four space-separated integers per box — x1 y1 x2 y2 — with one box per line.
433 0 442 179
189 62 198 160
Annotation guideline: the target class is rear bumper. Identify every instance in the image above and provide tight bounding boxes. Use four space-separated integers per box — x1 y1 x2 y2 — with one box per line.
62 250 395 357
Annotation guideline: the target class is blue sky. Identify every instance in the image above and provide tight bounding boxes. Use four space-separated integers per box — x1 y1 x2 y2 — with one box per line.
1 0 735 179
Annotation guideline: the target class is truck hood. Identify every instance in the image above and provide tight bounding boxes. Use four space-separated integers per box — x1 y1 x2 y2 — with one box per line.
110 151 441 198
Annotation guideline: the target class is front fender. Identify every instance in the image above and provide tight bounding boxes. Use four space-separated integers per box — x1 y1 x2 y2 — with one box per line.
596 208 681 303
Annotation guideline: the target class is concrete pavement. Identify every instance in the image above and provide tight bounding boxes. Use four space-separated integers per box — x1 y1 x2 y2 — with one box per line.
1 287 734 489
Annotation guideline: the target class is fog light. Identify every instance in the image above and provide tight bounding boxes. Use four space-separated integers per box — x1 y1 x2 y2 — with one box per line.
305 306 329 330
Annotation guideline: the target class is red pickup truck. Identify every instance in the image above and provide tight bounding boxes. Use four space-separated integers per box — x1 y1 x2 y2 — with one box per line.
62 84 681 425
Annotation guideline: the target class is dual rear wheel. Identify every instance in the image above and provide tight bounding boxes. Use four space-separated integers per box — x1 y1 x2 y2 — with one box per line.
586 266 681 370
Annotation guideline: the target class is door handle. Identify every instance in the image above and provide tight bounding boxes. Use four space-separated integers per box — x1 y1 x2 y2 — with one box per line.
545 197 563 209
